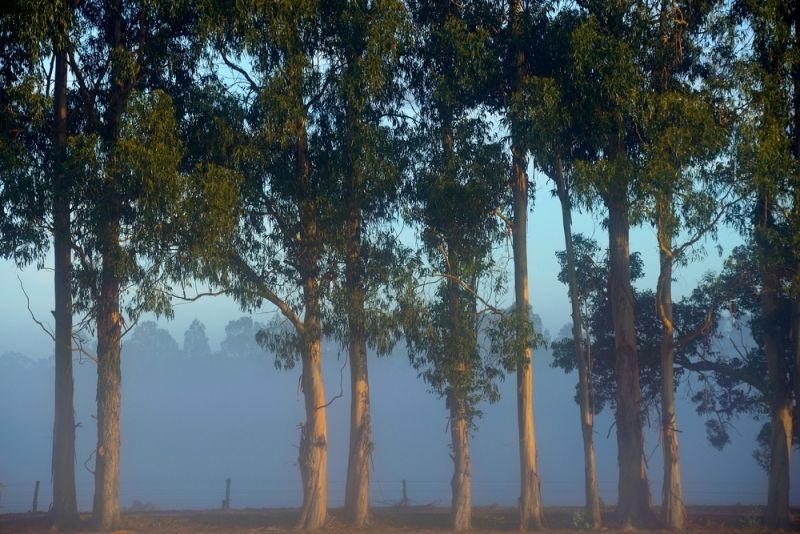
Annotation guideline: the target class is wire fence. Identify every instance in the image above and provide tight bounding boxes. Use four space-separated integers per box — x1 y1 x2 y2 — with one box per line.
0 477 774 515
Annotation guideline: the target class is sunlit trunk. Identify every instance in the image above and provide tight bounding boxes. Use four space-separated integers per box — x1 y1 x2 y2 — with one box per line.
295 112 328 528
344 213 371 527
51 32 78 530
449 392 471 531
508 1 543 526
511 152 543 531
606 194 652 528
554 157 600 529
297 277 328 530
655 200 686 530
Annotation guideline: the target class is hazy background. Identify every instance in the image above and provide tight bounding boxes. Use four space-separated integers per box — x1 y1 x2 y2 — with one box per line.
1 185 798 513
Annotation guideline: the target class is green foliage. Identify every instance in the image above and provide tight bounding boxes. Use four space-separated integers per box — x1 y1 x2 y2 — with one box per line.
685 243 796 459
551 235 653 413
484 307 545 373
0 0 71 266
399 0 508 427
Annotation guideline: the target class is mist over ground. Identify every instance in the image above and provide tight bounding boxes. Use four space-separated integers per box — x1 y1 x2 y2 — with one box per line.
1 316 795 514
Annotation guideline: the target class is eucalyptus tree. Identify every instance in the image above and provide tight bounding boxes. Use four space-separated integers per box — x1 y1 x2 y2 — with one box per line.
311 0 408 526
731 0 799 526
402 1 507 529
197 1 402 527
568 1 655 525
507 5 601 526
1 1 78 527
65 1 200 528
633 1 733 527
501 1 547 526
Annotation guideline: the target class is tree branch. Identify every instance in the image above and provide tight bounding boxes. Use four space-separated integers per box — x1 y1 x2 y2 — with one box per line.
17 276 54 341
675 353 764 391
316 358 347 410
66 49 99 130
229 253 306 334
674 189 745 258
220 52 261 93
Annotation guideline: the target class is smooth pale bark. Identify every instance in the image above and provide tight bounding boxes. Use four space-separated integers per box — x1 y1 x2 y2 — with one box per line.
52 36 79 530
508 2 543 527
297 298 328 530
606 196 653 528
449 392 472 531
655 201 686 530
295 116 328 529
93 220 122 530
511 146 543 532
554 158 601 529
344 212 372 527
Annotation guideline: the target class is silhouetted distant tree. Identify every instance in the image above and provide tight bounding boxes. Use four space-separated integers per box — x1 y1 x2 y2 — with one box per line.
221 317 266 359
124 322 180 360
183 319 211 358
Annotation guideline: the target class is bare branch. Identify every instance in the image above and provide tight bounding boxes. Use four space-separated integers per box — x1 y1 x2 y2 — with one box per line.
674 188 745 258
220 52 261 93
164 288 227 302
316 358 347 410
17 276 55 341
66 49 99 130
429 272 508 317
72 334 97 364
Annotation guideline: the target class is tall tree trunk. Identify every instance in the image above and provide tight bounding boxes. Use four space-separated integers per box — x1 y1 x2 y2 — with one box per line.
553 157 601 529
93 219 122 530
508 1 543 526
762 275 792 530
295 113 328 528
93 5 125 527
297 278 328 530
449 391 471 531
344 211 372 527
790 0 800 464
758 195 792 529
655 200 686 530
606 195 652 528
51 32 78 530
511 138 543 532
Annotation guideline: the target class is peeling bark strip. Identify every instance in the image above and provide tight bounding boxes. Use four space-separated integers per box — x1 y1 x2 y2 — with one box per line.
554 157 601 529
52 26 79 528
607 197 653 528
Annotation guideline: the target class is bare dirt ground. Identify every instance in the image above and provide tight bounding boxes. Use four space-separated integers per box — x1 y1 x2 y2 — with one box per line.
1 505 798 533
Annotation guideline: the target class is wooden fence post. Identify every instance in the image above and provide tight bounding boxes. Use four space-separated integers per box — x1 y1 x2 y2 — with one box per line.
222 478 231 510
400 479 409 507
31 480 40 513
